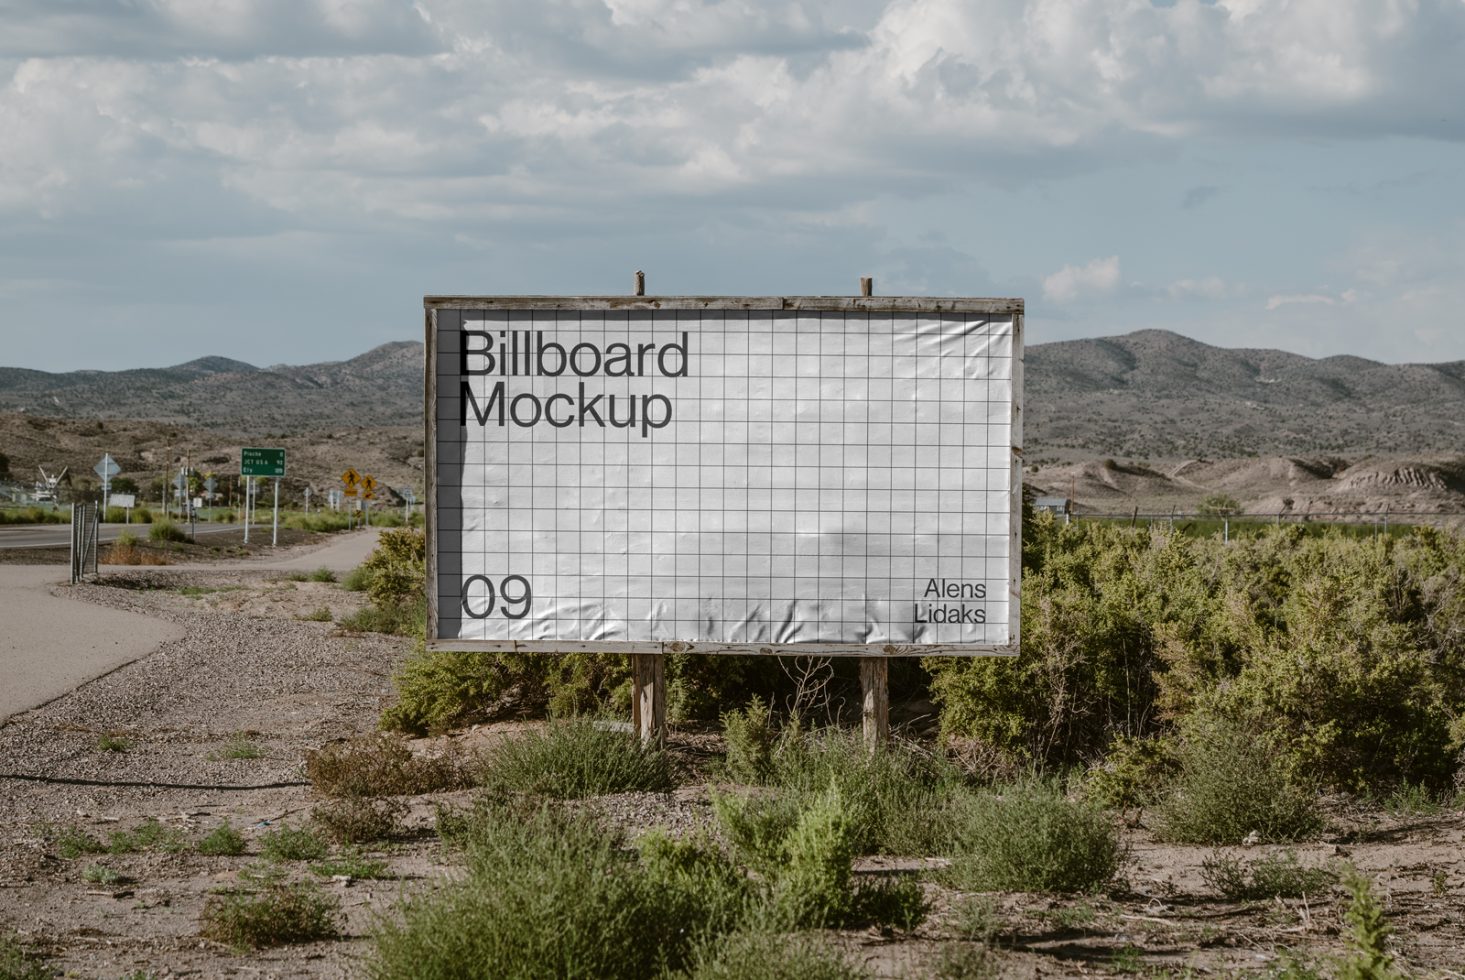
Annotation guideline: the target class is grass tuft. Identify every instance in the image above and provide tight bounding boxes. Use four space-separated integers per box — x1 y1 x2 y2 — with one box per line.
199 882 341 949
1200 850 1337 901
942 779 1122 894
208 736 263 761
197 825 247 857
478 718 677 799
96 733 130 753
310 850 392 880
259 825 329 862
148 519 190 543
0 933 51 980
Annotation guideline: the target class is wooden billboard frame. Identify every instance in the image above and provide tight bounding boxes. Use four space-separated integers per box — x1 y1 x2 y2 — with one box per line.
424 294 1023 665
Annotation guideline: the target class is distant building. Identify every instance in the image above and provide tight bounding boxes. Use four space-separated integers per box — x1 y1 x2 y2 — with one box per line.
1034 495 1071 515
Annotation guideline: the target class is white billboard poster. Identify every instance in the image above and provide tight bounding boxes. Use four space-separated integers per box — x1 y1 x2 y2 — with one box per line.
426 298 1022 656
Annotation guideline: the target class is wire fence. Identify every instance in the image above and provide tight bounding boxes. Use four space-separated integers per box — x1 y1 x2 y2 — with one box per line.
1052 508 1465 539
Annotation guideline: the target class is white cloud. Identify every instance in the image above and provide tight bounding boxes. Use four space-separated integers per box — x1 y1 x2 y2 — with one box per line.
1265 290 1357 311
1043 256 1120 303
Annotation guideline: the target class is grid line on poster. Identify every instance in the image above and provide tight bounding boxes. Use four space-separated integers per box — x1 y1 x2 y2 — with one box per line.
434 309 1014 646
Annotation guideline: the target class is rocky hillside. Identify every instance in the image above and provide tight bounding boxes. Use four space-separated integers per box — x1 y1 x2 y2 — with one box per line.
1025 329 1465 459
0 342 422 430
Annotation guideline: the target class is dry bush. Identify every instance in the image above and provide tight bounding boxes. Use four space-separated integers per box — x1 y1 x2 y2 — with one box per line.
313 797 405 845
305 734 469 799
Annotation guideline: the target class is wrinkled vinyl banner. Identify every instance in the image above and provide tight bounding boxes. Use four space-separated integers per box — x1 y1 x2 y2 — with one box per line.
430 306 1019 654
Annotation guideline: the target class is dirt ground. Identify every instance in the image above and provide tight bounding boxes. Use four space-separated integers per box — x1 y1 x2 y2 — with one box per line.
1 564 1462 978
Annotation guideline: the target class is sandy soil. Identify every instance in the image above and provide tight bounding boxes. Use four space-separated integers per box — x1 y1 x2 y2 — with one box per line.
1 567 1462 978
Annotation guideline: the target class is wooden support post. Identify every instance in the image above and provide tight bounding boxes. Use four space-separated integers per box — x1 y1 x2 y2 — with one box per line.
860 657 889 751
631 653 665 745
859 275 873 297
634 270 646 296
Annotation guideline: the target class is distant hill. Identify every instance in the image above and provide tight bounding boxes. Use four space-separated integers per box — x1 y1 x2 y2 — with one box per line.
3 330 1463 458
1025 329 1465 459
0 342 422 430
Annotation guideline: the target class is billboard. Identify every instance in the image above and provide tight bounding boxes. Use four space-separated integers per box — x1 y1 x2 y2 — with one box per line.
425 297 1022 656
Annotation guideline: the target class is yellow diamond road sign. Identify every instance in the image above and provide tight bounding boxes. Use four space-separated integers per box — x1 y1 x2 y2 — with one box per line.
361 474 378 492
342 467 360 488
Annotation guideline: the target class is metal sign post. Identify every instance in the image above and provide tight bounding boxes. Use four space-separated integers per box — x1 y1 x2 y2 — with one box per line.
241 448 286 546
94 454 120 512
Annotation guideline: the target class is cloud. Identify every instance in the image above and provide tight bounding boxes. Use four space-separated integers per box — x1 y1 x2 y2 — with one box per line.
1181 184 1224 209
1167 276 1231 299
1043 256 1120 303
1265 290 1356 311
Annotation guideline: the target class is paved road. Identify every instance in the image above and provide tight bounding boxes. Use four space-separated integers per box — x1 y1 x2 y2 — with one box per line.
0 528 383 724
0 522 246 550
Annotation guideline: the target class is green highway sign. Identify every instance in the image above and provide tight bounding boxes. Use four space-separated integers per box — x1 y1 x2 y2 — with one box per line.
241 447 286 477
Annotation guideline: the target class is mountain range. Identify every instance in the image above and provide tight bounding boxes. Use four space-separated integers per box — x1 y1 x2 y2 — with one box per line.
2 329 1461 459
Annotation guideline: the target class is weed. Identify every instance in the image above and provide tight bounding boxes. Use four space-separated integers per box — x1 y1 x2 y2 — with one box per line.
366 804 742 979
96 733 130 753
1042 901 1098 930
951 895 1002 943
52 826 106 859
943 779 1122 893
1157 713 1322 845
688 931 868 980
756 725 962 854
342 565 374 592
310 567 337 583
1381 782 1444 817
0 933 50 980
711 783 926 931
199 882 341 949
313 797 404 845
310 850 392 880
305 734 467 798
208 736 263 761
148 519 189 543
106 818 187 855
932 943 1000 980
297 606 333 622
81 863 126 886
722 696 777 783
478 718 677 798
337 600 424 637
1201 850 1336 901
197 825 247 857
285 571 310 582
259 825 328 862
1338 871 1400 980
1110 945 1145 974
1430 869 1447 896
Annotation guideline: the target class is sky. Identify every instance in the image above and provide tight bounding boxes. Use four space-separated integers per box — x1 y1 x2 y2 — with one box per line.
2 0 1463 371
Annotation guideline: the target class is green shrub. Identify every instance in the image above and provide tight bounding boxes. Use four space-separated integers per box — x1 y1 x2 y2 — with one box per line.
712 783 927 931
208 736 263 761
309 567 337 583
688 931 868 980
282 511 352 533
148 519 189 543
197 825 247 857
342 565 374 592
259 825 328 862
943 779 1122 893
361 528 425 608
199 882 341 949
108 818 187 854
96 733 130 752
759 727 960 855
82 863 125 885
1339 871 1400 980
722 696 777 783
133 507 154 524
0 933 50 980
1200 850 1337 900
1156 713 1322 845
51 826 107 859
305 733 467 798
478 718 677 798
338 597 425 637
366 805 741 979
114 529 139 549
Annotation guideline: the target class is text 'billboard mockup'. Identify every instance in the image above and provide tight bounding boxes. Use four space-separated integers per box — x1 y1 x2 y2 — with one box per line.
426 298 1022 656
